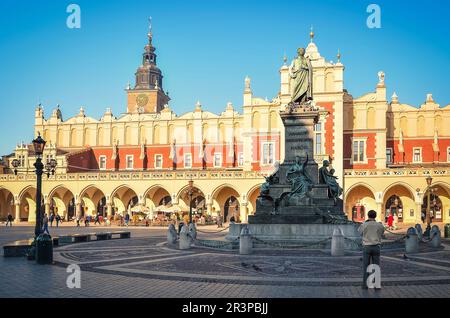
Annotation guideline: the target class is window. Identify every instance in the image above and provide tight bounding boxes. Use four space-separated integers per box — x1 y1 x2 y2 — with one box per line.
261 142 275 166
45 154 54 164
126 155 134 170
154 154 163 169
352 139 366 163
386 148 393 164
18 155 25 167
314 123 323 155
99 156 107 170
214 153 222 167
238 152 244 167
184 153 192 168
413 148 422 163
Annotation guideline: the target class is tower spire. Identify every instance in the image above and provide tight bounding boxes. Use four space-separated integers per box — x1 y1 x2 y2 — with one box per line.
148 16 153 44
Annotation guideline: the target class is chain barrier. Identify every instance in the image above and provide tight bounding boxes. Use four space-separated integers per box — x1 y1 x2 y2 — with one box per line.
384 228 406 236
419 231 437 243
193 237 238 249
250 236 332 249
196 226 230 234
343 236 363 249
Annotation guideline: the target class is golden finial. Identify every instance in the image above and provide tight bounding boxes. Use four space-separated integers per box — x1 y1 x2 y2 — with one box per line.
148 16 153 43
337 48 341 63
283 51 287 65
310 25 314 42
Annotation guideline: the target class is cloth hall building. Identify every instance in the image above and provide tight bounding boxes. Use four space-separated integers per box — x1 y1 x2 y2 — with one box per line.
1 29 450 226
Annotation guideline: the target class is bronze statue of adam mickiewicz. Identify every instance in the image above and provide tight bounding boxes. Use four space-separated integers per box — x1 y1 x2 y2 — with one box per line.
289 48 313 104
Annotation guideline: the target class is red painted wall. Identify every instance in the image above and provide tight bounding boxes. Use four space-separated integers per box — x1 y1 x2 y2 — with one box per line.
89 142 244 171
391 138 450 164
250 134 280 171
343 132 377 169
67 148 98 172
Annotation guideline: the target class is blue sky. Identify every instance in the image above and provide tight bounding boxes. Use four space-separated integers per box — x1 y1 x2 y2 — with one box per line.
0 0 449 155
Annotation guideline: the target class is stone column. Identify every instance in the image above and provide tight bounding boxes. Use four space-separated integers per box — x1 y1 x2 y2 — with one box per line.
15 203 21 223
376 202 383 222
240 204 249 223
415 203 423 224
107 203 113 218
206 203 212 216
76 203 82 217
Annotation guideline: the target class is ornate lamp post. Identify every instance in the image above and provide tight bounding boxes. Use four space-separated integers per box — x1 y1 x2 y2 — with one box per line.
32 133 47 239
24 133 57 264
188 180 194 224
424 176 437 237
11 158 20 175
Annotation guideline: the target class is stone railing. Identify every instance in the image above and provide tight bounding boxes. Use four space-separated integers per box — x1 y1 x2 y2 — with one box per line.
0 169 266 183
344 168 450 177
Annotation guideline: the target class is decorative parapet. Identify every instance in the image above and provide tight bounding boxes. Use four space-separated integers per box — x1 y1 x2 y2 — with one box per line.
344 168 450 177
0 169 267 183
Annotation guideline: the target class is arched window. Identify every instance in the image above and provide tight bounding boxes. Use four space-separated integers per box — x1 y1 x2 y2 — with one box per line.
400 116 408 136
218 123 226 143
202 123 209 142
252 112 260 131
98 128 104 146
269 111 278 131
367 107 375 129
417 116 425 136
70 128 78 147
57 129 64 146
125 126 133 145
153 125 160 144
112 127 119 145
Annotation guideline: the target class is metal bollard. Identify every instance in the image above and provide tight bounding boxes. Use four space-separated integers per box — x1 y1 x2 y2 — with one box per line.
331 228 345 256
179 225 192 250
167 224 178 246
405 227 419 254
430 225 441 248
189 223 197 240
415 224 423 241
239 226 252 255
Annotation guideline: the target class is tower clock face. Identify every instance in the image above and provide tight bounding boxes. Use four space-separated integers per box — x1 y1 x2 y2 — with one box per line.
136 94 149 107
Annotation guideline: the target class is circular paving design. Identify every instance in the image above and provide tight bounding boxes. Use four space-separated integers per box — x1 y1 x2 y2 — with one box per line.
53 237 450 287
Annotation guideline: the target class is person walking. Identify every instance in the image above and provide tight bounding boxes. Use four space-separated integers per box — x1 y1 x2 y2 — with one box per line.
216 213 223 228
6 213 13 227
76 212 81 228
358 210 384 290
124 213 130 227
42 213 50 235
94 213 101 225
387 213 394 230
49 212 55 227
55 213 61 228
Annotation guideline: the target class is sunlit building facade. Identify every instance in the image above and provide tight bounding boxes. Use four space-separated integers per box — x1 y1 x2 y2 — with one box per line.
1 29 449 225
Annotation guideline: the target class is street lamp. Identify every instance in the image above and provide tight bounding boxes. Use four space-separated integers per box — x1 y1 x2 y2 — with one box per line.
187 179 195 224
424 175 437 237
11 159 20 175
31 133 57 264
32 133 46 240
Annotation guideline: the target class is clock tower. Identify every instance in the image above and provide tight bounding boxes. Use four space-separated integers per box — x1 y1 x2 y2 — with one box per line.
127 20 170 113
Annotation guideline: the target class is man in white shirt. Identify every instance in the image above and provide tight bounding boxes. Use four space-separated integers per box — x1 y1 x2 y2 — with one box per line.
358 210 385 289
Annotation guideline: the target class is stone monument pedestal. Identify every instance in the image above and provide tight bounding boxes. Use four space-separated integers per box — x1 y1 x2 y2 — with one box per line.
242 103 360 250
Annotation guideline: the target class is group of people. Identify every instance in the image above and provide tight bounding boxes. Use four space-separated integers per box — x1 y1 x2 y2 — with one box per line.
75 212 130 227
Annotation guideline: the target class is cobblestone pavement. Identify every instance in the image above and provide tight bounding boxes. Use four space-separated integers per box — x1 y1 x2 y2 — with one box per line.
1 226 450 298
